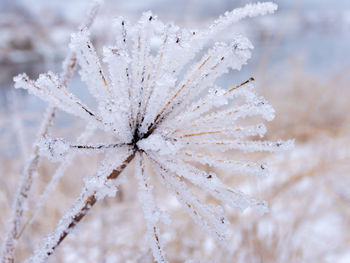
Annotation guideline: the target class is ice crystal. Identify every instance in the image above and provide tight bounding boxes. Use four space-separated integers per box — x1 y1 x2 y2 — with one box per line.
13 2 293 262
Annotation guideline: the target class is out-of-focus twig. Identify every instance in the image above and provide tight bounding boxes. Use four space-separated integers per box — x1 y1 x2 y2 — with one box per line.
1 108 55 263
0 1 102 262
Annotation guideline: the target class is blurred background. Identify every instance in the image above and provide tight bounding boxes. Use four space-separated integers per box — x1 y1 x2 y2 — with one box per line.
0 0 349 262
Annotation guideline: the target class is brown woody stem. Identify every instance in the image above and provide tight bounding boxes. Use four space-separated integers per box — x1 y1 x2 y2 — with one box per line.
28 152 136 263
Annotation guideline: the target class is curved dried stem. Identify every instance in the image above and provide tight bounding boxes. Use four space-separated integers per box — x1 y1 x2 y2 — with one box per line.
0 2 102 262
1 108 55 263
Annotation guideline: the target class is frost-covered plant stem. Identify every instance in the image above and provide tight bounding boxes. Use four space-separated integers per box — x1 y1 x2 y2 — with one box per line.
0 2 102 262
27 151 135 263
28 125 95 228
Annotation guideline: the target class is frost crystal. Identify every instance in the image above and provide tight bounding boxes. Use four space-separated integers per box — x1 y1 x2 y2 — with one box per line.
13 2 294 262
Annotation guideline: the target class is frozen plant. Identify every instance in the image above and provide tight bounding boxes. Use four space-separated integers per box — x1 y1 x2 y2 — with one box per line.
9 1 293 262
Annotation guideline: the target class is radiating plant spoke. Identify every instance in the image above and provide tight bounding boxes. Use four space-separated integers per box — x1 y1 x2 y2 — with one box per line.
135 153 168 263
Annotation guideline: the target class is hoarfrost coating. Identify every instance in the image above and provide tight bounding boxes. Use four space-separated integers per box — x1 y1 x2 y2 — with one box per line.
12 2 293 263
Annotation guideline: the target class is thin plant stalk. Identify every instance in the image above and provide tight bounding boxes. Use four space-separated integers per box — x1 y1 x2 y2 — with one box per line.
27 151 136 263
1 108 55 263
0 1 102 262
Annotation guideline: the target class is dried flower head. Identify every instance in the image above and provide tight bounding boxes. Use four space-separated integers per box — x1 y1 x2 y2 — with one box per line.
13 2 293 262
